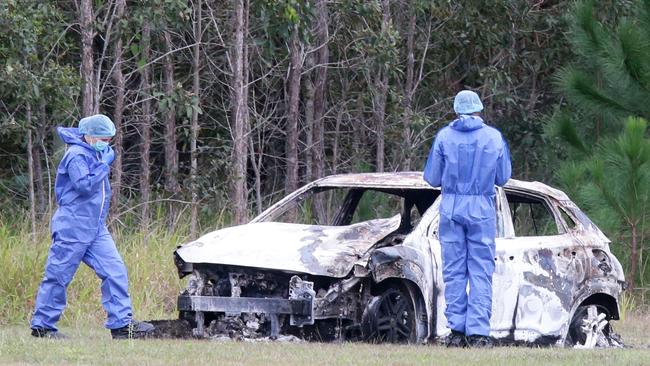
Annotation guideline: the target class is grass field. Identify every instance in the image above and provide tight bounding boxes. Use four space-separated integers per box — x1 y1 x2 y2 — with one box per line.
3 212 650 365
1 313 649 366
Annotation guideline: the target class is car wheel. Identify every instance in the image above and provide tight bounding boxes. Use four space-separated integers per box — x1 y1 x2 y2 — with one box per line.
361 287 416 343
566 304 624 348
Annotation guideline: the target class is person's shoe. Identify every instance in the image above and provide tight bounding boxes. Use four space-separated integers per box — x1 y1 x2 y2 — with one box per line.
445 330 467 348
31 328 67 339
111 320 155 339
467 335 494 348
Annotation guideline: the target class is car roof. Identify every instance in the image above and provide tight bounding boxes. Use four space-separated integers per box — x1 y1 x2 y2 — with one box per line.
314 172 571 202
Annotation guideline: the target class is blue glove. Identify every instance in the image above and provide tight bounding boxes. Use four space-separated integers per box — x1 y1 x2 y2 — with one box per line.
101 148 115 165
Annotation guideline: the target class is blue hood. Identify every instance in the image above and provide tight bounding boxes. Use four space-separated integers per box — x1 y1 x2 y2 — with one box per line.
450 115 484 132
57 127 94 151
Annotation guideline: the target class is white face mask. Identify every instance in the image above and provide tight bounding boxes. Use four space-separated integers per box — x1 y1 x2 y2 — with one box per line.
92 140 109 151
86 136 110 152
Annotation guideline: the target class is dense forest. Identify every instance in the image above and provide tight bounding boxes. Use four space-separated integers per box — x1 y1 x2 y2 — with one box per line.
1 1 649 285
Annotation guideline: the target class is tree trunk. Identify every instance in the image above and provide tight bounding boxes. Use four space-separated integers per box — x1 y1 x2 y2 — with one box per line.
400 9 415 171
313 0 329 180
32 133 44 216
303 53 315 182
163 30 180 195
230 0 249 225
311 0 329 222
26 103 36 240
372 0 390 173
242 0 251 214
190 0 203 236
80 0 95 116
352 93 365 171
374 88 387 172
37 101 53 215
110 0 126 217
285 30 302 195
139 20 152 238
331 80 348 175
629 223 638 290
248 134 262 216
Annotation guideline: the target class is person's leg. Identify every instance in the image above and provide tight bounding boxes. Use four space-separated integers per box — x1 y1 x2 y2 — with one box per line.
82 226 133 329
465 216 496 337
31 237 88 331
439 215 468 334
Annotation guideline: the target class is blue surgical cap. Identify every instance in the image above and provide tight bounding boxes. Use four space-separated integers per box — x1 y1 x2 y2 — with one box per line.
78 114 116 137
453 90 484 115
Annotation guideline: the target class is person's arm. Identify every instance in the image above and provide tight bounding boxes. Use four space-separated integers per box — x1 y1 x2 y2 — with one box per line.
495 137 512 186
423 135 444 187
67 155 110 196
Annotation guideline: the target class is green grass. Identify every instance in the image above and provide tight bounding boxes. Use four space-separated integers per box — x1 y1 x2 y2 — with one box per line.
0 209 198 326
2 210 650 365
0 320 650 366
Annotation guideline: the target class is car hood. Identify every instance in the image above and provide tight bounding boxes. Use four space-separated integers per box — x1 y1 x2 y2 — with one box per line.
175 215 401 278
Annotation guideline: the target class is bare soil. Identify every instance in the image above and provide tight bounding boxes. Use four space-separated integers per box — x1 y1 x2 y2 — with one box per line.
147 319 194 339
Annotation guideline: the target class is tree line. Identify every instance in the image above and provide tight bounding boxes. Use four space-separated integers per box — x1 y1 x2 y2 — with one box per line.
1 0 575 232
3 0 650 289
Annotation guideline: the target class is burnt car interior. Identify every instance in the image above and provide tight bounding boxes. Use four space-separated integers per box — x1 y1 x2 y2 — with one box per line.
175 180 624 347
507 192 562 236
267 186 439 234
175 187 442 341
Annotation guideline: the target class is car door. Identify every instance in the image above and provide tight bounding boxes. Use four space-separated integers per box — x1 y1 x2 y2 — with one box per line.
424 188 515 339
491 189 581 343
490 187 520 338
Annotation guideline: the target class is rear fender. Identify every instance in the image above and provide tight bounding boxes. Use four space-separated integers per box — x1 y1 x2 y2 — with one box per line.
561 279 622 344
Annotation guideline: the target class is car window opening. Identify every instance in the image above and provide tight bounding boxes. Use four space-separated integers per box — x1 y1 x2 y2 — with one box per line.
506 192 560 237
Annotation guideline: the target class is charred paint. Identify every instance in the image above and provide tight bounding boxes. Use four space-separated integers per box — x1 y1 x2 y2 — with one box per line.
173 173 624 347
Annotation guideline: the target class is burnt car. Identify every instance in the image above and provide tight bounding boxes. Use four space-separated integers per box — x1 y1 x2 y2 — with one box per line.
173 172 625 347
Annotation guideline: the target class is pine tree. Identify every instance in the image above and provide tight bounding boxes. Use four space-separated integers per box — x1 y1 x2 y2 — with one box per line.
550 0 650 289
573 117 650 290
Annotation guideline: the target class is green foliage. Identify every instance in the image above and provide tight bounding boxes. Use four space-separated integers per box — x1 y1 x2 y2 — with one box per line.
549 110 589 155
552 0 649 135
556 116 650 286
255 0 314 49
0 1 79 112
547 1 650 287
570 117 650 227
0 1 621 242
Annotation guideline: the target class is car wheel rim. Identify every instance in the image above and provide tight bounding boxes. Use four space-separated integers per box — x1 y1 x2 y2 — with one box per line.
374 290 414 343
571 304 623 349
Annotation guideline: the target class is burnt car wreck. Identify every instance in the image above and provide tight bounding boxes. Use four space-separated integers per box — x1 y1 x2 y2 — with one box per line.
173 172 626 347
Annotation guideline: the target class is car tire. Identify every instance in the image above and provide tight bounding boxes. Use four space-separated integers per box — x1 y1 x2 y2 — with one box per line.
565 304 624 348
361 287 417 344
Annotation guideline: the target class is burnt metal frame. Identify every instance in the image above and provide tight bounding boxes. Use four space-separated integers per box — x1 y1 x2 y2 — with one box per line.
177 295 314 338
178 295 312 315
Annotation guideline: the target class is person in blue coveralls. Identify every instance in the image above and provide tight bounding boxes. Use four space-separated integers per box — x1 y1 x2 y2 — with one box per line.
30 114 154 339
423 90 511 348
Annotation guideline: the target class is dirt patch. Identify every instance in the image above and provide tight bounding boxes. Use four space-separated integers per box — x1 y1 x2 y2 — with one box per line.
146 316 299 342
147 319 194 339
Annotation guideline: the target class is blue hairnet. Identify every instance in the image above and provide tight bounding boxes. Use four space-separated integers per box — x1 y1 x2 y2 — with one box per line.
453 90 483 114
78 114 116 137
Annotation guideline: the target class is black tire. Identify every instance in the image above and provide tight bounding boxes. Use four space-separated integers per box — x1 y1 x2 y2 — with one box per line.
565 304 623 348
361 287 416 344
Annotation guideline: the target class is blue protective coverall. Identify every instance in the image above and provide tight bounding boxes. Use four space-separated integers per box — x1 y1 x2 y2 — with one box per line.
30 127 133 331
423 114 511 337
